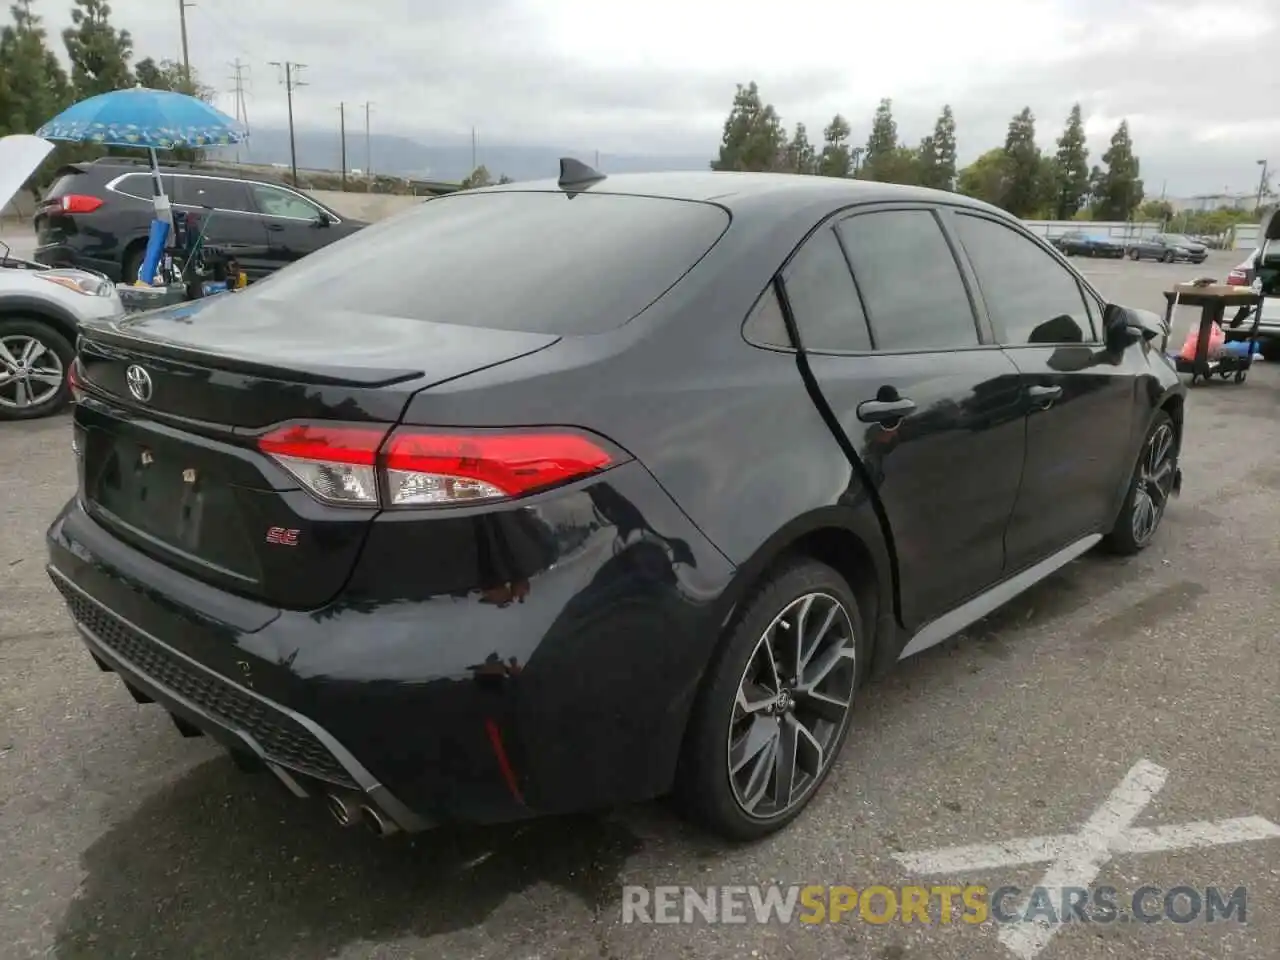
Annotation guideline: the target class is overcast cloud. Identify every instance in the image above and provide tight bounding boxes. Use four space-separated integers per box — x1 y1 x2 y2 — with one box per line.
33 0 1280 195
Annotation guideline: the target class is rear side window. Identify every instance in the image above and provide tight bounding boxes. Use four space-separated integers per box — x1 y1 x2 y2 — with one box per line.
174 176 253 213
743 285 793 349
952 213 1095 345
246 191 730 334
780 227 871 352
836 210 979 351
104 172 172 201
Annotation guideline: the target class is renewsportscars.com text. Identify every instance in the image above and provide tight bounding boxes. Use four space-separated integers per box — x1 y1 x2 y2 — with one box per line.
620 884 1248 926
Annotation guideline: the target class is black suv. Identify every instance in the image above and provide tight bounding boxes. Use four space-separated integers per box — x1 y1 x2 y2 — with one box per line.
33 158 367 282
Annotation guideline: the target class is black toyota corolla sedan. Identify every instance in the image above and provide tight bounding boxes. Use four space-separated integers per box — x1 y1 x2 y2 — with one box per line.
47 163 1186 841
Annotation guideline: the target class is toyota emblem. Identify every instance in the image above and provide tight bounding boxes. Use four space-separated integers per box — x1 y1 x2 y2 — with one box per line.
125 364 153 403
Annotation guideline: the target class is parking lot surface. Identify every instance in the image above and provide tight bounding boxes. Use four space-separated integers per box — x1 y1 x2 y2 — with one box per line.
1 249 1277 960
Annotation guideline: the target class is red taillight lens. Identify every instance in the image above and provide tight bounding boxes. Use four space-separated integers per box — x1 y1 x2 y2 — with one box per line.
1226 269 1248 287
59 194 104 214
256 422 616 508
384 429 614 506
257 423 389 506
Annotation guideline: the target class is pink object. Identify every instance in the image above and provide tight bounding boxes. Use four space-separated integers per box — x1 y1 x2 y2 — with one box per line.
1179 323 1225 362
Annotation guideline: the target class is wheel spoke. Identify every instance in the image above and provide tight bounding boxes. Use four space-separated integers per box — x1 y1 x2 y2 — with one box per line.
14 379 30 407
0 340 20 370
789 594 815 679
19 338 44 366
736 682 774 716
772 715 799 808
730 715 778 775
757 628 783 693
799 601 840 676
798 640 855 693
29 368 64 388
803 689 852 723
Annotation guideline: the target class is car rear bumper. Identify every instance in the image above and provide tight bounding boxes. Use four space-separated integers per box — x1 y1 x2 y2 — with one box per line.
46 461 736 829
47 564 431 832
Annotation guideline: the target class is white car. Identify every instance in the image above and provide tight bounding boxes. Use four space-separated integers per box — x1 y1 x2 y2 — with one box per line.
1224 208 1280 360
1 134 124 420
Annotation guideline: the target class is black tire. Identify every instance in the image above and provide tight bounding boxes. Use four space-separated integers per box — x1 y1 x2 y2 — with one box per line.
122 243 147 285
0 317 75 421
1102 411 1177 556
1129 248 1141 261
1162 251 1174 263
676 558 868 841
1259 340 1280 363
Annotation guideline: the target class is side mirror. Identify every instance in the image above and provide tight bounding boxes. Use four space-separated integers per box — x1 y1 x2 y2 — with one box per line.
313 210 332 228
1104 303 1164 350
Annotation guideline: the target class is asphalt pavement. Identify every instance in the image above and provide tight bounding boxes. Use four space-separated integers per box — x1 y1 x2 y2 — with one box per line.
1 248 1277 960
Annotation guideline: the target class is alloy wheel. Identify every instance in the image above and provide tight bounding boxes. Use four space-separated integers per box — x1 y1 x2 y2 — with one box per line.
1131 423 1176 546
0 334 65 411
726 592 857 820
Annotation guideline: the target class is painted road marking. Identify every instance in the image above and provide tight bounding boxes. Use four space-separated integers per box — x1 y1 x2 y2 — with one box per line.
892 759 1280 960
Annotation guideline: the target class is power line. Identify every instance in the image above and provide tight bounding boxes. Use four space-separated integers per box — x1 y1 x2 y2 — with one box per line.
339 103 347 191
269 61 308 187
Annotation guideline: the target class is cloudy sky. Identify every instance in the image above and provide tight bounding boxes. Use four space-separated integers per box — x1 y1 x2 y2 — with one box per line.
33 0 1280 195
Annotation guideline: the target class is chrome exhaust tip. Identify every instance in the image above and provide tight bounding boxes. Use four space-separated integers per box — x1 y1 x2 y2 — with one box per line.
360 804 400 837
325 792 362 828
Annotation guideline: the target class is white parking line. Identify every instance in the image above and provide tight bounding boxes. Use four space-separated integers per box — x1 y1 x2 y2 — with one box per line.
892 759 1280 960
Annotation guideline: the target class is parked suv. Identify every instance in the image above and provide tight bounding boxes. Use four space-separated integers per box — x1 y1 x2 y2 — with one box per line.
32 158 367 282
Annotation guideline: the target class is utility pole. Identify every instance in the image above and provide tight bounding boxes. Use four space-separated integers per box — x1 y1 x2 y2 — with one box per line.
471 127 477 173
364 102 373 192
339 103 347 191
227 59 250 162
269 61 307 188
1256 159 1270 214
178 0 194 86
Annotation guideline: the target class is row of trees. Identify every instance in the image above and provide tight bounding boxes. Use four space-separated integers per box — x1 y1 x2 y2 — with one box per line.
712 82 1148 222
1 0 214 191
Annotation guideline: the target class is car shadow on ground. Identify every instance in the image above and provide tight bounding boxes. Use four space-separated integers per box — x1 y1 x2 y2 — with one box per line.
55 759 649 959
52 548 1191 959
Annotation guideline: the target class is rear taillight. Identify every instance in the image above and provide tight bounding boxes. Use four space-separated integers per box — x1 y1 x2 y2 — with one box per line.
58 194 103 214
256 422 617 508
1226 269 1249 286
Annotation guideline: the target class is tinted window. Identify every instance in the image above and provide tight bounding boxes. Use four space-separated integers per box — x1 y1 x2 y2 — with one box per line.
953 213 1094 345
836 210 978 351
174 176 252 212
250 183 324 219
245 191 730 334
780 227 870 352
109 173 174 201
743 285 793 349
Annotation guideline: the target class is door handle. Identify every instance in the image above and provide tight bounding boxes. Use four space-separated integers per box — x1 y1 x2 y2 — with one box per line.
266 224 285 232
857 397 917 424
1026 384 1063 408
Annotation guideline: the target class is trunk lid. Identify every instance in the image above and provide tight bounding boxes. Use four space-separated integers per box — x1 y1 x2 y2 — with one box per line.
73 296 560 608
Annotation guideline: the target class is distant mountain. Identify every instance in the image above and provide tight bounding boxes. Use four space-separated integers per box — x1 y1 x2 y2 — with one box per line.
208 127 711 183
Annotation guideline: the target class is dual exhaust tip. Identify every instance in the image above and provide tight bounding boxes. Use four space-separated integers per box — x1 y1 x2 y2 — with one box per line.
325 792 399 837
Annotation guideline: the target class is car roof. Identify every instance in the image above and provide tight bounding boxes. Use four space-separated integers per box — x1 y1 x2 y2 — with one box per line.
484 170 1010 220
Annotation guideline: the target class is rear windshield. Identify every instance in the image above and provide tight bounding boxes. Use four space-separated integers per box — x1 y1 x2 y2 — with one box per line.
248 191 730 334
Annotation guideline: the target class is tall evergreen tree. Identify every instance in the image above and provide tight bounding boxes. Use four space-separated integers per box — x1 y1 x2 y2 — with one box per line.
1092 120 1144 221
0 0 71 135
1001 107 1041 218
860 98 898 181
784 122 816 174
917 105 957 190
816 114 851 178
711 82 786 172
1052 103 1090 220
63 0 133 99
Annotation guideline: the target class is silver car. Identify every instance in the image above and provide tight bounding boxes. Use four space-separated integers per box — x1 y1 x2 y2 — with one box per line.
1 134 124 420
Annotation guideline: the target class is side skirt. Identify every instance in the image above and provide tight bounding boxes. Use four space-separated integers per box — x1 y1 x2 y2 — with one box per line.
897 534 1102 660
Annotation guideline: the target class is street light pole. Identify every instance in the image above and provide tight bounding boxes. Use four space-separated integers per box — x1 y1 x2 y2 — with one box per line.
1256 159 1270 214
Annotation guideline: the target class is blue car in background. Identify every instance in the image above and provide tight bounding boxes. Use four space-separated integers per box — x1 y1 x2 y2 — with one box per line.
1050 231 1126 258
